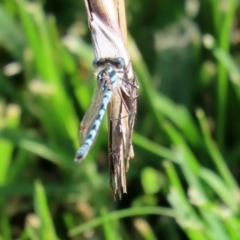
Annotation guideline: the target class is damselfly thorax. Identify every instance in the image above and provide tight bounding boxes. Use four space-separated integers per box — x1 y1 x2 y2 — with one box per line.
93 57 138 107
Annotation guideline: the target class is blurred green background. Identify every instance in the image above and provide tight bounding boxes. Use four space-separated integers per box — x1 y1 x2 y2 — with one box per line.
1 0 240 239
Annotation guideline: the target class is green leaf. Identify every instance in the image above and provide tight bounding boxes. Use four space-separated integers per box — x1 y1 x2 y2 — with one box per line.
34 180 58 240
141 167 162 194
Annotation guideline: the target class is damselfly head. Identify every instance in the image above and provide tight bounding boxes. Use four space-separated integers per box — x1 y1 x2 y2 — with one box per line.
92 57 125 69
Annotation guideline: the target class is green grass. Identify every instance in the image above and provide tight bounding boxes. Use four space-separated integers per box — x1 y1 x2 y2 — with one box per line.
0 0 240 239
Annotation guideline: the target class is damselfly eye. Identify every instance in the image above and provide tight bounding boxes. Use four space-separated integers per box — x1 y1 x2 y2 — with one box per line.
92 58 100 68
115 58 125 69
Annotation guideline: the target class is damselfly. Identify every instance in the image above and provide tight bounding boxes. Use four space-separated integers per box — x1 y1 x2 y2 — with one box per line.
93 57 138 161
74 65 118 162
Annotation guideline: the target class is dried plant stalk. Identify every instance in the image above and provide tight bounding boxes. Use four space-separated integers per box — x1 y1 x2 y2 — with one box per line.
113 0 127 44
84 0 137 199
